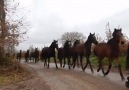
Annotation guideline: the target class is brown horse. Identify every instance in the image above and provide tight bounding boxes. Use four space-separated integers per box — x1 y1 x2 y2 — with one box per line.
25 49 30 62
74 33 98 72
94 28 124 80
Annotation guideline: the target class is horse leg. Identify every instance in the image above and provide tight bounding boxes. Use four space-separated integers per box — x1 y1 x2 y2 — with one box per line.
63 58 66 68
54 57 58 69
97 59 101 72
99 57 106 76
44 58 47 67
77 57 80 68
48 58 50 68
80 55 83 70
73 56 76 69
59 58 62 68
19 57 21 62
104 57 112 75
35 58 36 63
83 55 94 73
115 57 125 80
68 57 71 69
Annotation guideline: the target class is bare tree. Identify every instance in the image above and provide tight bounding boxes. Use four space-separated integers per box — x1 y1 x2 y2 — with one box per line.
105 22 112 41
0 0 29 61
95 33 105 43
59 31 86 45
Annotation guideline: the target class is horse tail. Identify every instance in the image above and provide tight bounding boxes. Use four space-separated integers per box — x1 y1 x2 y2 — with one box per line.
93 49 97 56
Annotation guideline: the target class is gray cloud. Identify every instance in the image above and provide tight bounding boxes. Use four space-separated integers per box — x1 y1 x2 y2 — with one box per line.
16 3 129 51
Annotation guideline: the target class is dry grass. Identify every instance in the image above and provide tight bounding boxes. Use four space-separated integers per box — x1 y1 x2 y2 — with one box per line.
0 59 30 85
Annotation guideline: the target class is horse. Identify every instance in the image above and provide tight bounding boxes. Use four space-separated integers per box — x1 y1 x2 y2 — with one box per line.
70 39 80 67
29 51 35 62
57 47 64 68
63 40 72 69
29 48 39 63
73 33 98 72
58 40 80 68
25 49 30 62
16 50 22 61
41 40 58 68
34 48 39 63
94 28 124 80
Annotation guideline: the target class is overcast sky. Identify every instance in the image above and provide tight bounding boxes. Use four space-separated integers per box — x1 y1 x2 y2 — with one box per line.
16 0 129 50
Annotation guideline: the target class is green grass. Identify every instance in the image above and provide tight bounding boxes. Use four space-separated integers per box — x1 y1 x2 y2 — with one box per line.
90 55 127 70
0 76 5 84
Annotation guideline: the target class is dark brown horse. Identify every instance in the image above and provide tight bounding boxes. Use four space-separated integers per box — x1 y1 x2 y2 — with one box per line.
25 49 30 62
58 40 80 68
70 40 80 67
17 50 22 61
41 40 58 68
74 33 98 72
58 47 64 68
63 40 71 69
34 48 39 63
94 28 124 80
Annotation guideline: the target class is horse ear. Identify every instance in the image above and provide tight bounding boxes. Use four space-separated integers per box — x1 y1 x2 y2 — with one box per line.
114 28 116 31
120 28 122 31
90 33 91 35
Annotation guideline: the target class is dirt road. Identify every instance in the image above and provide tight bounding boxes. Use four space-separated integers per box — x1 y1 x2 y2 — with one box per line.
1 61 128 90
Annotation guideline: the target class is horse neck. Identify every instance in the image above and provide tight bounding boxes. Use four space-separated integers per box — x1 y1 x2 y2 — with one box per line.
107 38 120 52
49 45 56 52
73 42 79 47
20 51 22 54
107 38 119 46
85 39 92 48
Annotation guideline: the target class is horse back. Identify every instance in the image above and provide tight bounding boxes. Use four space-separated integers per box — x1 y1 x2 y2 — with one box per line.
75 44 85 54
58 47 64 59
94 43 111 57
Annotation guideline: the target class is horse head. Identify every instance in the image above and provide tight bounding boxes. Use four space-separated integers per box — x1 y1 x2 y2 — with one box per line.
87 33 98 45
64 40 71 49
112 28 123 42
51 40 58 50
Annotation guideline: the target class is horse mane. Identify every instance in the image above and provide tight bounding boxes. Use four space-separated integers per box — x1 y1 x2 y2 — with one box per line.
73 40 80 47
64 40 71 49
107 28 122 57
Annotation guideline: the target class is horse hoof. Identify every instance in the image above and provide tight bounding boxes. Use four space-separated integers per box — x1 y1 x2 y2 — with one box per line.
82 68 85 71
122 77 125 81
125 81 129 88
91 71 94 74
82 69 85 72
97 69 100 72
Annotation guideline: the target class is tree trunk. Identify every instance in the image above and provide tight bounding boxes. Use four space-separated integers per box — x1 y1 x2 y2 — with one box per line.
0 0 7 62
